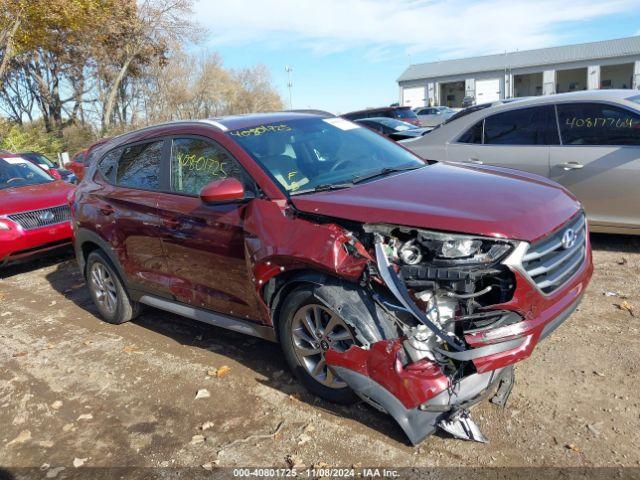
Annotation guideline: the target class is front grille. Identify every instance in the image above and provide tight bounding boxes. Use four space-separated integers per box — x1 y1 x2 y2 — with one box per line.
521 213 587 294
8 205 71 230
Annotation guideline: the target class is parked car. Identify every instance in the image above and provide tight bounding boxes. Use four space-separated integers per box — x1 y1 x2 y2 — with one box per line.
66 149 88 180
443 97 530 126
413 106 456 127
342 106 421 126
354 117 432 140
20 151 76 183
0 154 74 266
72 112 592 444
403 90 640 235
66 138 110 181
462 95 475 108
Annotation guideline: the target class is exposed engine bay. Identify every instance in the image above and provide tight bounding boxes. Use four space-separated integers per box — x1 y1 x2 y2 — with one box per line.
366 224 520 358
326 224 529 444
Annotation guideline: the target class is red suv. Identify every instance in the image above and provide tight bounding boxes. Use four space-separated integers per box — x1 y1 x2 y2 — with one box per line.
1 154 74 266
72 112 592 444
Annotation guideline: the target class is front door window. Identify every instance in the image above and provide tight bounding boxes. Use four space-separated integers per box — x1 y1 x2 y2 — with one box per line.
556 103 640 146
170 138 245 195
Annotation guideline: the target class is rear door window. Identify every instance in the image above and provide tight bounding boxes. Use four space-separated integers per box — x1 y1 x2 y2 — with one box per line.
116 140 164 190
483 106 558 145
557 103 640 146
170 138 245 195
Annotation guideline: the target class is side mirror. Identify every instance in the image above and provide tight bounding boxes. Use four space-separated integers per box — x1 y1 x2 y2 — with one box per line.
200 177 247 203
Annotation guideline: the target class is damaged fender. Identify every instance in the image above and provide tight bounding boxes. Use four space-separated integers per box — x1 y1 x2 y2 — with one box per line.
242 199 371 324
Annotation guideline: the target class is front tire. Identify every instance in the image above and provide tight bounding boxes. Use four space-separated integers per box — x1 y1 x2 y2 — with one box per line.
86 250 140 325
279 283 397 404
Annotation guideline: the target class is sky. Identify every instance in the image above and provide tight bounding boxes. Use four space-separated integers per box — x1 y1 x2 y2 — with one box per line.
192 0 640 114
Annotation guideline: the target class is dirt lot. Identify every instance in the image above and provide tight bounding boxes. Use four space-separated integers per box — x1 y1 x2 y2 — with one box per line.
1 234 639 475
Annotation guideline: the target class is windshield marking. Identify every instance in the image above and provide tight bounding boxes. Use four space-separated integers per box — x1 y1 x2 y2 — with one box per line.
229 124 292 137
229 117 424 195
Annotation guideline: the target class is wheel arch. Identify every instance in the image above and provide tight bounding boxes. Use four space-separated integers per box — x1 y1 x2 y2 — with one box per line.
264 269 332 339
75 228 128 288
265 270 398 345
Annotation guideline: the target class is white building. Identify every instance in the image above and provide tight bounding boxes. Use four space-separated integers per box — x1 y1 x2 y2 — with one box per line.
398 36 640 108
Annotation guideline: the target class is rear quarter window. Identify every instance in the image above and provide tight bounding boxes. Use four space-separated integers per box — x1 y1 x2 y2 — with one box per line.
97 148 122 183
457 120 483 144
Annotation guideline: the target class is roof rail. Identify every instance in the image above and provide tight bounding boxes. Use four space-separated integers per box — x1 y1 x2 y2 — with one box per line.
285 109 335 117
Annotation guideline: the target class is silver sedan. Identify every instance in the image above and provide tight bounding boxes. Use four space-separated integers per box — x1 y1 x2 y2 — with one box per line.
413 106 457 127
403 90 640 235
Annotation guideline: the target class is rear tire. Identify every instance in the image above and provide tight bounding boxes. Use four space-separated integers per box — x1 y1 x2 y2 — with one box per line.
279 282 397 405
86 250 140 325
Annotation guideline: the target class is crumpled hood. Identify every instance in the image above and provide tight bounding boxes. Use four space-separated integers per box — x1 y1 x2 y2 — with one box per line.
291 162 581 242
0 181 74 216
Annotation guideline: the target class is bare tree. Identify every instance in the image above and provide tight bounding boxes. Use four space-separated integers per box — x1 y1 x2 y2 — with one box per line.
229 65 284 114
0 0 111 131
0 0 284 149
139 48 284 124
98 0 196 133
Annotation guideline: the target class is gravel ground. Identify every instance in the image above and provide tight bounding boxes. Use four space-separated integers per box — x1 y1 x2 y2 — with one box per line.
0 234 639 476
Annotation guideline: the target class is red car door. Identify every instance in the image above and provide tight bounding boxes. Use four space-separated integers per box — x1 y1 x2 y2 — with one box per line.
154 136 262 321
91 141 170 296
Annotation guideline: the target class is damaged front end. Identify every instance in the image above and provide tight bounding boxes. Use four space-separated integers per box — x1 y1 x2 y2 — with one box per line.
324 221 591 444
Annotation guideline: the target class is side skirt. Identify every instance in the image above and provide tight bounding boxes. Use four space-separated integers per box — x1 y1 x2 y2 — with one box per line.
138 295 277 343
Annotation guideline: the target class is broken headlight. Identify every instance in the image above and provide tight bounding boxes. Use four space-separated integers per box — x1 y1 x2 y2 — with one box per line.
442 238 482 258
416 230 513 265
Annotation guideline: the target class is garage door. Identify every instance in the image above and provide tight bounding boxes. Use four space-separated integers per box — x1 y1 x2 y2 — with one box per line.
402 87 425 107
475 79 501 104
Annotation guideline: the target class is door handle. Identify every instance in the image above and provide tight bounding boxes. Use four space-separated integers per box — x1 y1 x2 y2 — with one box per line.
558 162 584 170
99 205 114 215
467 158 484 165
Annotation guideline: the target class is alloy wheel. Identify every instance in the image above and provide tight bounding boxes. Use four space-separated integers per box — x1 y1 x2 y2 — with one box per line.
90 262 117 316
291 304 355 389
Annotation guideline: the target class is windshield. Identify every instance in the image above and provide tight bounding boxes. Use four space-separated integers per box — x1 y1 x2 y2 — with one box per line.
0 157 53 190
25 152 56 169
628 94 640 105
393 108 418 119
229 117 425 194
